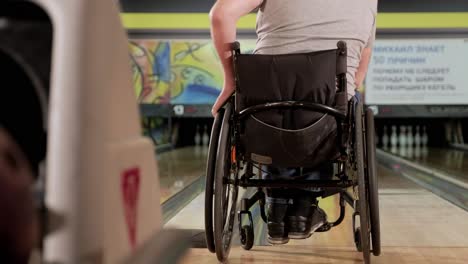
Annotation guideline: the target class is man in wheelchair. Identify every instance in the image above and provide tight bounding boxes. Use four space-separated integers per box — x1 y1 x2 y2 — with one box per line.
210 0 377 245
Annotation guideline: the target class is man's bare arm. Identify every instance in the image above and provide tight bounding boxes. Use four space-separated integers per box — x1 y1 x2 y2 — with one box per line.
355 47 372 89
209 0 263 115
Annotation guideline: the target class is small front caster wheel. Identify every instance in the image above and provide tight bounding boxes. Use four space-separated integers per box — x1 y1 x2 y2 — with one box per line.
240 225 254 250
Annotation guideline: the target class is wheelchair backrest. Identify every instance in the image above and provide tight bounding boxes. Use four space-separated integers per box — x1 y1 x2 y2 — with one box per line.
233 43 347 130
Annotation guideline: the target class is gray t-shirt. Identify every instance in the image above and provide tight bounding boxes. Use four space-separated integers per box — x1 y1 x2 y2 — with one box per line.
254 0 377 99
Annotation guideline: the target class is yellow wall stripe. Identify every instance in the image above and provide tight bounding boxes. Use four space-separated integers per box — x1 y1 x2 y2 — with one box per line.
121 13 257 30
121 12 468 30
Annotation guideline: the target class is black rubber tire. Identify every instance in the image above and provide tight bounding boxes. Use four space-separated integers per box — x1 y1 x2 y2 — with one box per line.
240 225 254 251
354 227 362 252
204 109 225 253
365 108 381 257
214 103 239 262
355 103 371 264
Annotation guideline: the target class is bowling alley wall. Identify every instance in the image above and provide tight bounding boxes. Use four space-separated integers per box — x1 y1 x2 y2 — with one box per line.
119 0 468 149
129 40 256 105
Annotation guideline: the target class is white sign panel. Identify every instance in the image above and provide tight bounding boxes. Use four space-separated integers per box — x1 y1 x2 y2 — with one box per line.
365 38 468 105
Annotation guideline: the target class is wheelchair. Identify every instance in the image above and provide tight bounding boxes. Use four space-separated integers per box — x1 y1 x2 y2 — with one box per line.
204 41 381 263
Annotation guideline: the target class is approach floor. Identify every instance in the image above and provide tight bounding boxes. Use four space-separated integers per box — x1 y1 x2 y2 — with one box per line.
169 164 468 263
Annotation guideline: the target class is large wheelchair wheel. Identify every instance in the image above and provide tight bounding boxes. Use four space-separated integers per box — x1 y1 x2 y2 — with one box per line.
354 103 371 264
213 103 239 262
204 108 225 253
365 108 381 256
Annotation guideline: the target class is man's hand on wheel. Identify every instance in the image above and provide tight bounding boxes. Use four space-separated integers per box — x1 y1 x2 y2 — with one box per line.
211 82 234 117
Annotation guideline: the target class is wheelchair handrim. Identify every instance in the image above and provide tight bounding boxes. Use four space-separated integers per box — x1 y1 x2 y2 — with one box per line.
204 108 225 253
365 108 381 256
214 103 239 262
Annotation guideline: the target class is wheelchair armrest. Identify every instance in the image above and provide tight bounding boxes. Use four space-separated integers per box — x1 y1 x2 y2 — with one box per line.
237 101 347 120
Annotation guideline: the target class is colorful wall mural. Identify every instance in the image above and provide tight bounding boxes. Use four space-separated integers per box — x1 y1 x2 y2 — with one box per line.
129 39 256 104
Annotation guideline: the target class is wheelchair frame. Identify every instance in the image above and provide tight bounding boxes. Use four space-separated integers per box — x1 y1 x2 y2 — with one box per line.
205 41 380 264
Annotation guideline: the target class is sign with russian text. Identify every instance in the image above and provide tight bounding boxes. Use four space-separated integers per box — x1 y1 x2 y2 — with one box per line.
365 38 468 105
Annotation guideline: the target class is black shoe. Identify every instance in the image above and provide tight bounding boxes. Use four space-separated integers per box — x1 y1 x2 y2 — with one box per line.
309 205 327 233
287 197 326 239
266 198 289 245
267 222 289 245
287 195 315 239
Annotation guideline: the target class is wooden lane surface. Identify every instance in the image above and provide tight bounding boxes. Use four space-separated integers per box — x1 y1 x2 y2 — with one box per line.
181 246 468 264
157 146 207 203
397 147 468 184
180 164 468 263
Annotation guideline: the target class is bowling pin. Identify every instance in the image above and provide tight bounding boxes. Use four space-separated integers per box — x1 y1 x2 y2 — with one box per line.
414 125 421 148
421 125 428 147
407 126 414 148
202 125 209 147
382 125 389 150
421 125 429 161
390 125 398 154
202 125 209 155
195 125 201 146
399 126 407 147
399 126 407 157
406 126 414 158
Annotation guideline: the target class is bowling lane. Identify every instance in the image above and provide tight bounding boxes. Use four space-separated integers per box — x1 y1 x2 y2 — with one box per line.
157 146 207 203
382 147 468 185
178 164 468 263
